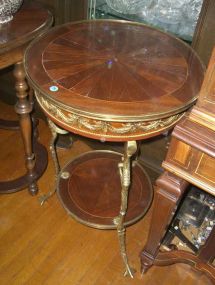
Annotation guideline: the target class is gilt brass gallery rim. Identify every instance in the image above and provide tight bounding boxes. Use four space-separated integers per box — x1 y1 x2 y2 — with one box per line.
33 88 193 123
56 150 153 230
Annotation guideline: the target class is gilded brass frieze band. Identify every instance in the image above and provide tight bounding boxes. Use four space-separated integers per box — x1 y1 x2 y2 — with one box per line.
36 94 184 139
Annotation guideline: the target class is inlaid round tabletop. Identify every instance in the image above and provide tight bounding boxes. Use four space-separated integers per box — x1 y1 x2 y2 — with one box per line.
25 20 205 141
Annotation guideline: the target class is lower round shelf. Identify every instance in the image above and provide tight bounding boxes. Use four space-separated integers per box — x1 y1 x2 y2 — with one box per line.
57 150 153 229
0 140 48 194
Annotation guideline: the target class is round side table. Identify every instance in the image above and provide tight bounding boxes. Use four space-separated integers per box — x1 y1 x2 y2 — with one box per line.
24 20 204 277
0 2 53 195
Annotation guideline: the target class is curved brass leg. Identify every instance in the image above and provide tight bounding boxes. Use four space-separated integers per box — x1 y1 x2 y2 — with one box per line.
114 141 137 278
39 119 68 205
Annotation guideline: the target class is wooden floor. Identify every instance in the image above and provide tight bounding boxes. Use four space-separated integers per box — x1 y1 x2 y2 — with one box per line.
0 101 213 285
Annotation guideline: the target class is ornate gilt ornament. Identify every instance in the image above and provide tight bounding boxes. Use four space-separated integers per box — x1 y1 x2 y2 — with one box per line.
36 95 184 137
113 141 137 278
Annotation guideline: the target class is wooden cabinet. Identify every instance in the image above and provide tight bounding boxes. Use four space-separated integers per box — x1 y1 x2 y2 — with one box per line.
140 47 215 285
163 119 215 195
192 0 215 66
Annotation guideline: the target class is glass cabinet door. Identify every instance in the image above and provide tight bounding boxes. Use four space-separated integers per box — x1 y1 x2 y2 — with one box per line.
88 0 203 42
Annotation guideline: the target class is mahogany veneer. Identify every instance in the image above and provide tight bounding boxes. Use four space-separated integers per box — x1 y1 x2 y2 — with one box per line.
0 2 53 194
57 150 153 229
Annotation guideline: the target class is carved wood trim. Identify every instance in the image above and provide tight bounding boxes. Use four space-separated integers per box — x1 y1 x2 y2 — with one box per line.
162 161 215 196
172 118 215 158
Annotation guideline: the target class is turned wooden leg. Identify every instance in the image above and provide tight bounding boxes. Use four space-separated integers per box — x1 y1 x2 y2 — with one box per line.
14 62 37 195
140 172 188 273
28 86 39 139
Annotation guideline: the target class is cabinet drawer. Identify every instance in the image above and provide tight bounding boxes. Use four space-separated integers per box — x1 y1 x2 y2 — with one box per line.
163 138 215 194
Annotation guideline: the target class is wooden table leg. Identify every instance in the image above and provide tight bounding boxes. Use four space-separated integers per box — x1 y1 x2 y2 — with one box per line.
140 172 188 273
28 86 39 139
13 62 37 195
0 68 48 194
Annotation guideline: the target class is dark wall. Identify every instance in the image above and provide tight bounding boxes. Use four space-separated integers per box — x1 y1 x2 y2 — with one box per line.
29 0 88 25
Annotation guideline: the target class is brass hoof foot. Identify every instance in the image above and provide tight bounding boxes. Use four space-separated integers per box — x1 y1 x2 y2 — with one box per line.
38 192 54 205
124 267 136 278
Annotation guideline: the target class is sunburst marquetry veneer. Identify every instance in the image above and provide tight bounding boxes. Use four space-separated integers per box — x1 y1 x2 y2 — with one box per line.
24 20 204 277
